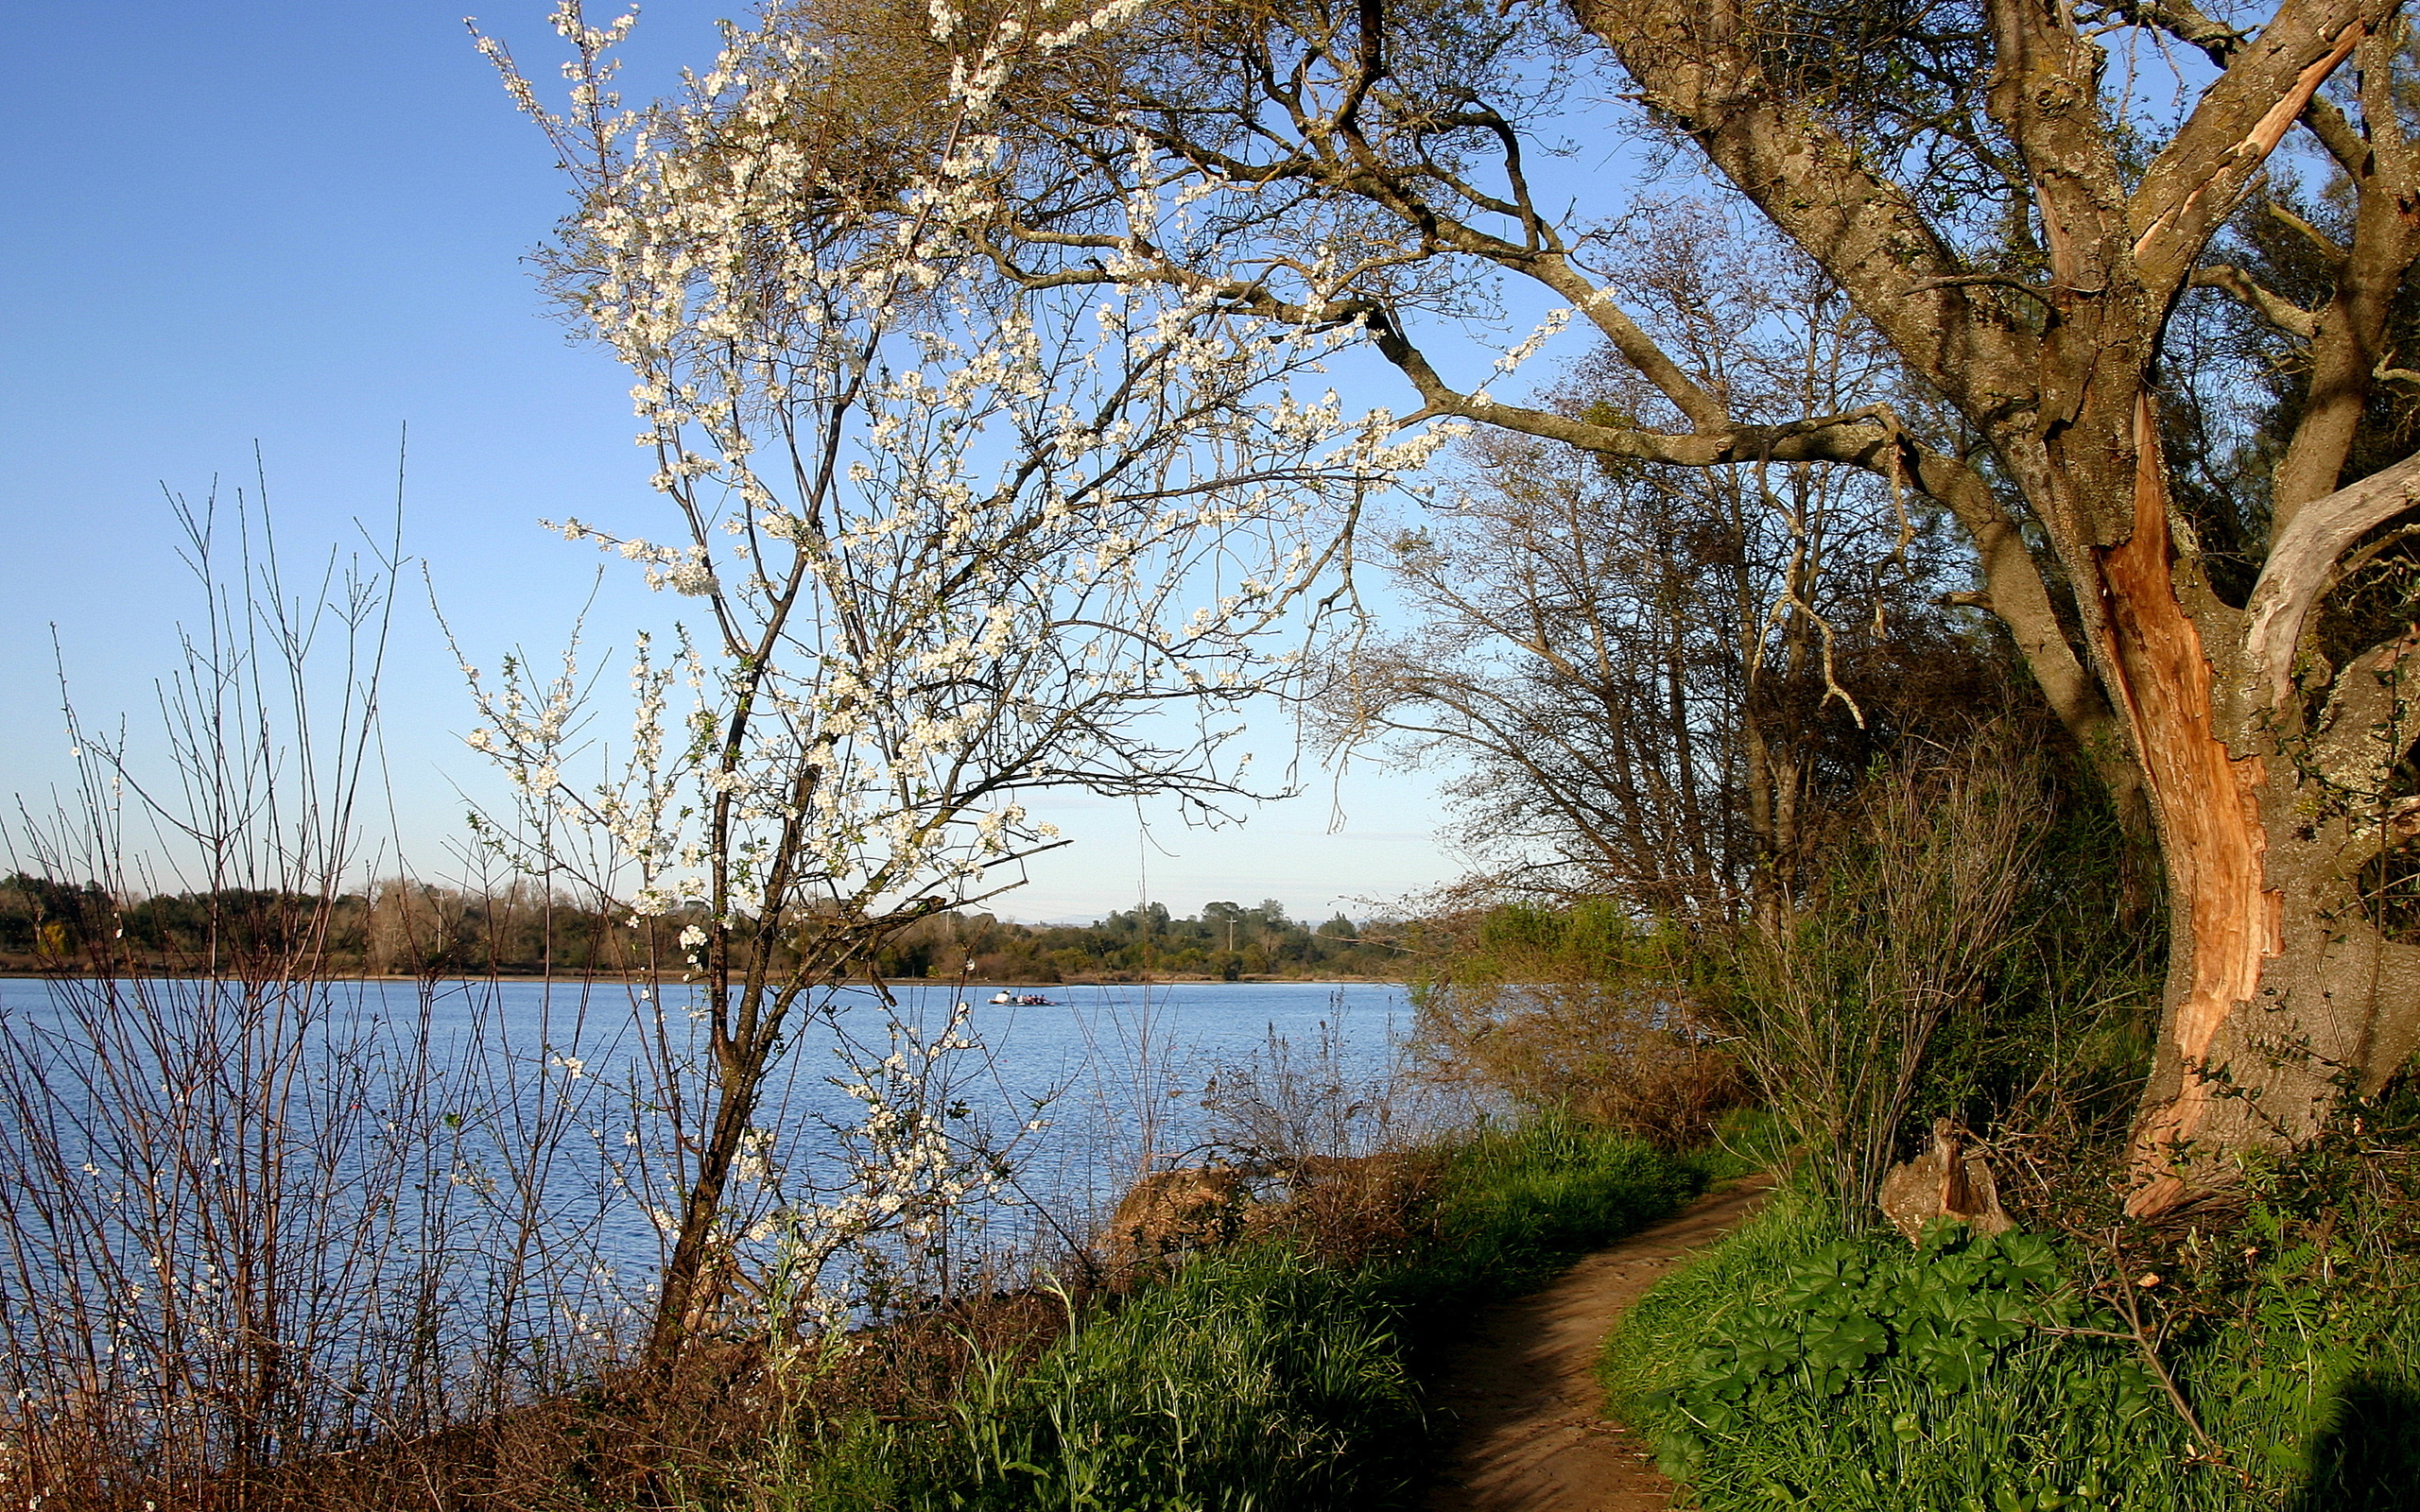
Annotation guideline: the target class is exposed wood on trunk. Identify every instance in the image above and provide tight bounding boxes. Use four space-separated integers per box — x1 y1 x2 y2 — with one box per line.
2100 396 2282 1213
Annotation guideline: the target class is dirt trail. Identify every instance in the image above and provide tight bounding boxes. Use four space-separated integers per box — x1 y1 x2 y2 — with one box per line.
1419 1178 1773 1512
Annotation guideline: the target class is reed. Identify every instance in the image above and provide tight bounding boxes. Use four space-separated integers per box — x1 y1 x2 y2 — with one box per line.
0 484 637 1507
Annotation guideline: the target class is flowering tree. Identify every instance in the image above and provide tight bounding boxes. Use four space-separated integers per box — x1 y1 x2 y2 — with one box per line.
471 2 1443 1359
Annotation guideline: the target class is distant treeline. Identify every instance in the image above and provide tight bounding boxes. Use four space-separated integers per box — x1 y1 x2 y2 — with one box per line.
0 876 1405 982
890 900 1403 982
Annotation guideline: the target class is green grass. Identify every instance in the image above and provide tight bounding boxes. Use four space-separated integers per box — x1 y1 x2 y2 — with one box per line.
1385 1119 1710 1316
770 1247 1417 1511
1599 1187 1838 1420
1600 1196 2420 1512
751 1121 1703 1511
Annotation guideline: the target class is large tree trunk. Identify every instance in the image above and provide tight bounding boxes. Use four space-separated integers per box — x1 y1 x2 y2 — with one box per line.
2002 383 2420 1211
2146 445 2420 1203
2058 394 2420 1212
1564 0 2420 1212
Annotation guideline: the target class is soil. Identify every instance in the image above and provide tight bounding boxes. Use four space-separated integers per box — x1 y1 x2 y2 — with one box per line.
1418 1177 1774 1511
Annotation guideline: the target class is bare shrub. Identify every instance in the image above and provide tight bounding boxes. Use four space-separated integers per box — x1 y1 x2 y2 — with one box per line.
1402 904 1746 1148
1200 1014 1409 1167
1413 977 1745 1149
0 490 648 1508
1237 1152 1446 1272
1175 1013 1448 1271
1720 738 2050 1225
0 495 483 1502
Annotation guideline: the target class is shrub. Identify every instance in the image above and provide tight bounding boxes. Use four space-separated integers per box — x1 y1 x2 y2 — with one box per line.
1406 904 1747 1148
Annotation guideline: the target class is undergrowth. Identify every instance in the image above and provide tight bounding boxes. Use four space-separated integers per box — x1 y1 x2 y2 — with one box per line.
1602 1086 2420 1512
748 1121 1703 1511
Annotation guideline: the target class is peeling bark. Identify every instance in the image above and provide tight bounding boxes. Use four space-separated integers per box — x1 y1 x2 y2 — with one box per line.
2101 396 2283 1214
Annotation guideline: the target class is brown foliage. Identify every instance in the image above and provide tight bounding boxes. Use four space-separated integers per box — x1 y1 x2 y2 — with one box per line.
1412 976 1747 1150
1094 1150 1446 1286
8 1289 1079 1512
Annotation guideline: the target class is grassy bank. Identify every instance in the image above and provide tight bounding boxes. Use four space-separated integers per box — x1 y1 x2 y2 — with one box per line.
1601 1151 2420 1510
741 1122 1703 1511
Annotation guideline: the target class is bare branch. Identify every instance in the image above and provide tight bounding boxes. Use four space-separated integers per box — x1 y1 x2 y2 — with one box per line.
2244 448 2420 708
2190 264 2320 337
2268 198 2352 264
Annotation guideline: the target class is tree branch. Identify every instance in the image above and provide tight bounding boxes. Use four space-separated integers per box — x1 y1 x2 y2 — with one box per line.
2189 264 2320 336
2243 447 2420 708
1364 310 1893 467
1572 0 2039 417
2268 198 2352 265
2129 1 2381 292
2095 0 2251 60
2098 0 2371 172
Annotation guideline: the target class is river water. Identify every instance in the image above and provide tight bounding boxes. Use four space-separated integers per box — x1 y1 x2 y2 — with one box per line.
0 974 1410 1362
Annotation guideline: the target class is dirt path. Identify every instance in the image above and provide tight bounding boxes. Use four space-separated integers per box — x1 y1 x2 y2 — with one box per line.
1419 1178 1773 1512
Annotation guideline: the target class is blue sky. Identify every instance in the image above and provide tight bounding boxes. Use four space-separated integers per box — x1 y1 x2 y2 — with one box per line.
0 2 1461 922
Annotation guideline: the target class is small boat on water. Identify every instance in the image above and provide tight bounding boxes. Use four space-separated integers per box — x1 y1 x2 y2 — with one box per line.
988 989 1057 1006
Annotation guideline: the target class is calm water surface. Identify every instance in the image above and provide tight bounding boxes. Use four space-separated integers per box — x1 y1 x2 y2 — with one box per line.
0 974 1407 1278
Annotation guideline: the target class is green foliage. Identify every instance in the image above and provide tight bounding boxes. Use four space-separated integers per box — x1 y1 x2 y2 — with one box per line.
1642 1225 2101 1443
1604 1199 2420 1511
757 1124 1701 1510
0 882 1410 983
808 1251 1416 1511
0 873 115 955
1388 1120 1707 1311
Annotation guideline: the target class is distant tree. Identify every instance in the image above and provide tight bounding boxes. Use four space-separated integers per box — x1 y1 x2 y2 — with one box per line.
0 874 112 958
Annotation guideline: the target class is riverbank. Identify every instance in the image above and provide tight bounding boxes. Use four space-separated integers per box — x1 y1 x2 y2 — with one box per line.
750 1122 1710 1510
206 1122 1705 1510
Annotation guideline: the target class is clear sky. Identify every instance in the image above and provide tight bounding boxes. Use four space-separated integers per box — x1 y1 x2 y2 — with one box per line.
0 2 1462 923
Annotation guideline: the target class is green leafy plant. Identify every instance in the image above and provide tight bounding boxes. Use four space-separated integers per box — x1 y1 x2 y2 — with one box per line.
1643 1225 2084 1453
1610 1181 2420 1511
